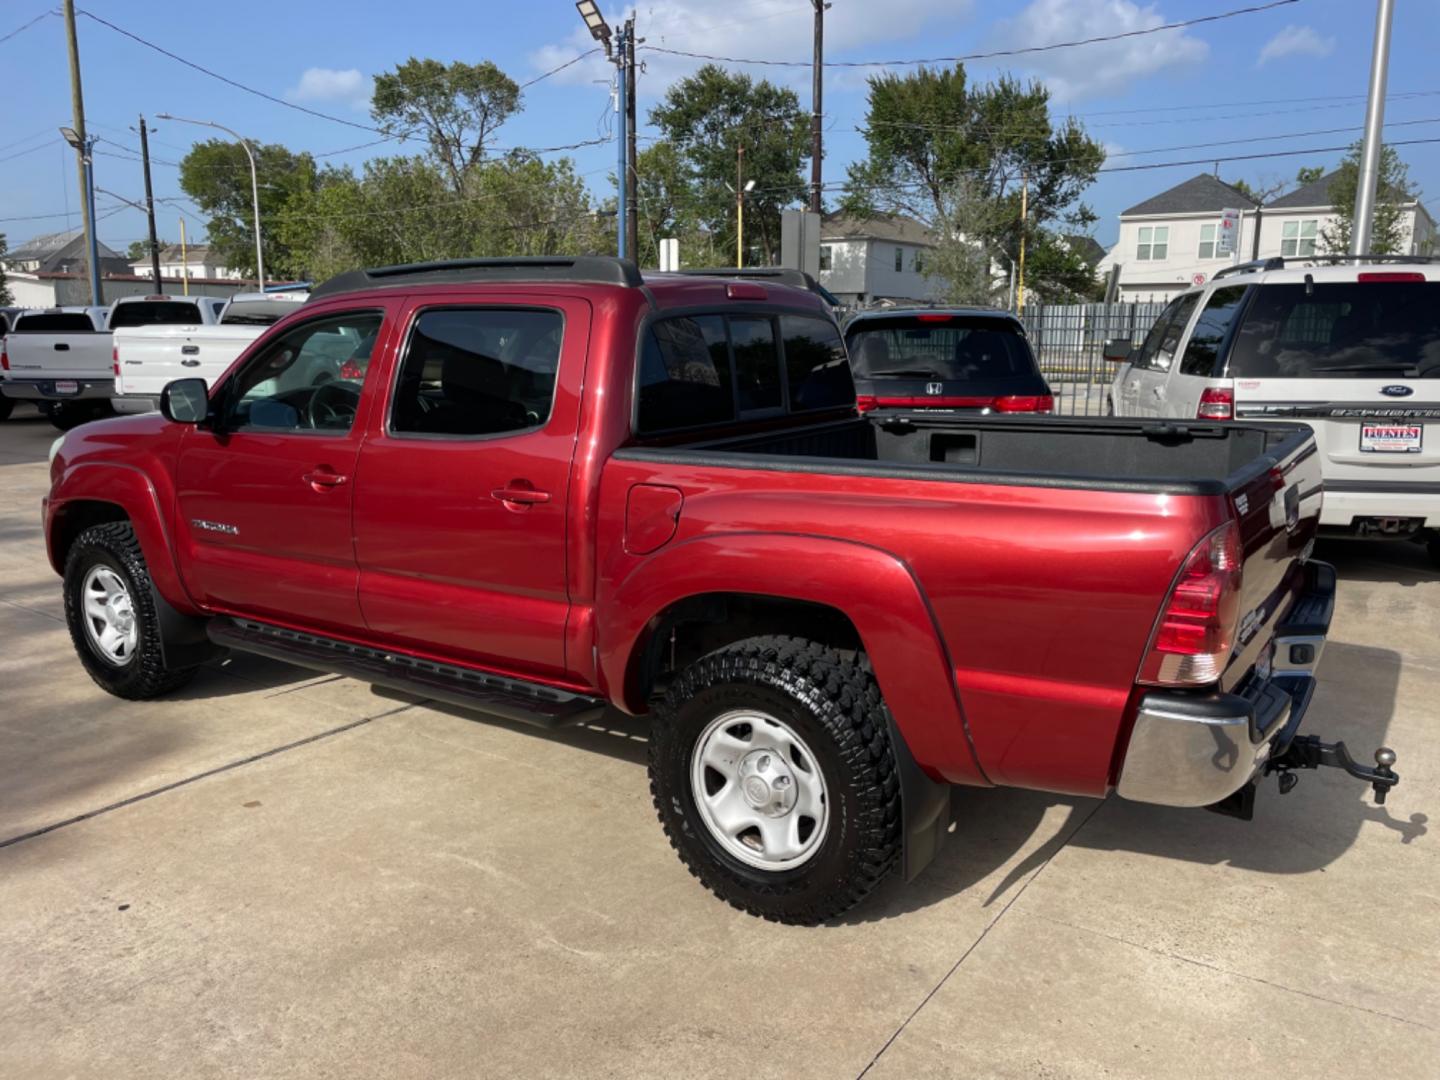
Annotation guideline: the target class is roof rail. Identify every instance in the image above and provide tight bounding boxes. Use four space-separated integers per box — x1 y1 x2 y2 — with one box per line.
1212 253 1440 281
310 256 643 298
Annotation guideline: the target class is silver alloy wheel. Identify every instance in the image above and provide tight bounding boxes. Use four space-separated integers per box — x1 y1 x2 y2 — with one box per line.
690 709 829 871
81 564 139 667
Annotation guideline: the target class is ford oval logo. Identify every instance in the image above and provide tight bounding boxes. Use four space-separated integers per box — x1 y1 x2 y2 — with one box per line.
1381 384 1414 397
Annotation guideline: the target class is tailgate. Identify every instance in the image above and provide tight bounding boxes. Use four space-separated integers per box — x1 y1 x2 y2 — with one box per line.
1220 428 1323 692
116 326 200 397
4 334 113 381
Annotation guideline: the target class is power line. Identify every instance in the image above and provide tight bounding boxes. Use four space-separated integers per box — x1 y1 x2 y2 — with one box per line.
639 0 1302 68
519 48 603 89
1097 134 1440 174
0 138 63 165
0 7 52 46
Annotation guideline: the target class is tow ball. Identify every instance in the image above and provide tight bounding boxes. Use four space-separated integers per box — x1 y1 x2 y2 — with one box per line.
1265 737 1400 804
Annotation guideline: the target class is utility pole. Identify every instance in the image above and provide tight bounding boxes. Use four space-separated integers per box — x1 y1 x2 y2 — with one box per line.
625 18 638 263
736 145 745 267
62 0 102 306
810 0 825 214
1017 171 1028 311
614 22 629 261
138 116 163 290
1352 0 1395 255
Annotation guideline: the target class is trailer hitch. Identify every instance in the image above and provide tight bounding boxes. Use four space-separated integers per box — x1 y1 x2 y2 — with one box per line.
1266 736 1399 804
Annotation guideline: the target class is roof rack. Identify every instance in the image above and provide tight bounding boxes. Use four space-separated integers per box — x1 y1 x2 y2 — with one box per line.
667 266 843 306
310 256 643 298
1212 253 1440 280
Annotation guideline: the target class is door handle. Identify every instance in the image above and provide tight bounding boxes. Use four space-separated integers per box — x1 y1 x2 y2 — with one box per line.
491 484 550 507
1152 386 1164 397
53 343 70 351
181 359 201 367
303 469 349 490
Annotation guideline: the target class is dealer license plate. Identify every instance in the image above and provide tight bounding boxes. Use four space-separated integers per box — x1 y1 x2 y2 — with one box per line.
1360 423 1422 453
53 380 79 395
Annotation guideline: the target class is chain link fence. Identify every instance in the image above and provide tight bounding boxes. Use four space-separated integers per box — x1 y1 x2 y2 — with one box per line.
1020 302 1168 416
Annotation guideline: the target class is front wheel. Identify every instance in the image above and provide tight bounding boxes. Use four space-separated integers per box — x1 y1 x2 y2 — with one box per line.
49 401 112 431
63 522 199 699
648 635 900 924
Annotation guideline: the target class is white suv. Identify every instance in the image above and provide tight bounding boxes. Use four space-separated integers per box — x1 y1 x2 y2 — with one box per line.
1105 257 1440 559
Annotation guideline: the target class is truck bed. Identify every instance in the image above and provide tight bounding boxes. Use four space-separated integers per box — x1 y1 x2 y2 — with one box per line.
625 415 1309 494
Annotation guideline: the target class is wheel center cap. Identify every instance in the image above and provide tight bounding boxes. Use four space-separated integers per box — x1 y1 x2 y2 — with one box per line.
737 750 797 817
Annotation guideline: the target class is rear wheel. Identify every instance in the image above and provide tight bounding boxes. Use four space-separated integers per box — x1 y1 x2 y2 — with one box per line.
1427 533 1440 570
63 522 199 699
648 635 900 924
0 396 13 421
49 401 112 431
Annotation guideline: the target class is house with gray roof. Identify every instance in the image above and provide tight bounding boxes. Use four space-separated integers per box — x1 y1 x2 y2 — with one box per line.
3 228 129 277
1096 169 1436 302
817 212 943 305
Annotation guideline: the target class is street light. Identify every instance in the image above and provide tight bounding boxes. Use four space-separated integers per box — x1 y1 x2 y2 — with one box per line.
157 113 265 290
728 144 756 267
575 0 612 55
59 126 103 304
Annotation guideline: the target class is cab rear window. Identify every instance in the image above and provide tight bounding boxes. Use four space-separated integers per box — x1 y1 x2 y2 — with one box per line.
1228 280 1440 378
12 313 96 333
109 301 203 328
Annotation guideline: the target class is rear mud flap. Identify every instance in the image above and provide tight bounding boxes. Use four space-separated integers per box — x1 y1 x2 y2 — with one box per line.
886 713 952 881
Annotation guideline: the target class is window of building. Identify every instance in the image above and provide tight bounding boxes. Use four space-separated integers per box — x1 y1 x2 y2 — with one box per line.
1137 226 1169 261
818 245 832 272
389 308 562 437
1198 223 1218 260
914 250 925 273
781 315 853 411
1281 219 1318 257
894 246 904 272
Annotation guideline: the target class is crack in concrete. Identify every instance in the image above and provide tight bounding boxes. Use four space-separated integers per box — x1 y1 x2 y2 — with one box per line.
1032 911 1437 1033
0 704 418 851
855 799 1108 1079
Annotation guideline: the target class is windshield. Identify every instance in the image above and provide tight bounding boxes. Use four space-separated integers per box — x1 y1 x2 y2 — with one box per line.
1229 280 1440 378
846 317 1036 380
12 313 96 333
109 301 203 328
220 300 303 326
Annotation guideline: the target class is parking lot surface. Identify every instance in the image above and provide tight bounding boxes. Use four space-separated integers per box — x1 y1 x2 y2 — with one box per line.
2 413 1436 1079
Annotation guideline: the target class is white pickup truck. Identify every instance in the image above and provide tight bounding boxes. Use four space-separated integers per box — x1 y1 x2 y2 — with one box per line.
1 295 226 429
112 293 308 414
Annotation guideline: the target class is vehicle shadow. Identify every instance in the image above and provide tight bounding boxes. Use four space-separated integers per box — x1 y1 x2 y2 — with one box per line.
1316 537 1439 587
842 638 1424 924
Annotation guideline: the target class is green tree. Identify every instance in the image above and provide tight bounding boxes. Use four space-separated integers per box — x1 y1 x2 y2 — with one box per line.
649 65 809 264
1320 142 1417 255
125 238 171 263
372 58 521 191
633 140 725 268
843 65 1104 301
1295 165 1325 186
178 140 320 279
0 234 12 306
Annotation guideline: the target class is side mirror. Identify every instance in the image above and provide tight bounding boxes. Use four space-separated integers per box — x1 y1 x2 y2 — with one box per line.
160 378 210 424
1102 339 1132 362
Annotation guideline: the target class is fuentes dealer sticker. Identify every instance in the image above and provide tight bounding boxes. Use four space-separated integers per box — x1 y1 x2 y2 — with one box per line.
1360 424 1423 453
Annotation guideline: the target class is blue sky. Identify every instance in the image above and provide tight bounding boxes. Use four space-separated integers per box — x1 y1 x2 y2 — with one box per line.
3 0 1438 259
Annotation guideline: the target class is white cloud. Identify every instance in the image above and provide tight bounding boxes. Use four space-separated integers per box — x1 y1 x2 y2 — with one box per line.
285 67 370 112
1256 24 1335 67
991 0 1207 103
527 0 972 101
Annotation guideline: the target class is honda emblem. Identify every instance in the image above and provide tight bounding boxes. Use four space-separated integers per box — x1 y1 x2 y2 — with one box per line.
926 382 944 395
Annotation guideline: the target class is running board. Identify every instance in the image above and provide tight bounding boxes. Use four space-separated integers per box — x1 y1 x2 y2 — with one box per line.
207 617 608 730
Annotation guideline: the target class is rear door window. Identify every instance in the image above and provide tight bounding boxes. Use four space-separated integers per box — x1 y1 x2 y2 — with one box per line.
1228 280 1440 378
1132 294 1196 372
781 315 853 411
109 301 203 328
390 308 562 436
1179 286 1248 377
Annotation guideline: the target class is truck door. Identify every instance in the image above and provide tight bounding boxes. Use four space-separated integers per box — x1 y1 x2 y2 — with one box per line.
352 295 589 681
174 306 391 632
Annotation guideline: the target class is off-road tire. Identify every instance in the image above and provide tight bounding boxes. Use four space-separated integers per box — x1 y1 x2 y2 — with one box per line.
63 522 199 699
649 635 901 925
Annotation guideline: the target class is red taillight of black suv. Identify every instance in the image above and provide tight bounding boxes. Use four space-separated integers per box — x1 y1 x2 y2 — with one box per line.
857 393 1053 414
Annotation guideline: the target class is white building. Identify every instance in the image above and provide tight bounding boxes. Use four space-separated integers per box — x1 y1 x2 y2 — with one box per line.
128 244 242 281
816 212 943 306
1097 172 1437 302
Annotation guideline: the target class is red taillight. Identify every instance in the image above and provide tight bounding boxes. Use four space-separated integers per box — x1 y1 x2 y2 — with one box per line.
856 394 878 413
1 346 8 372
1197 386 1234 420
915 314 953 322
994 394 1054 414
1357 272 1425 282
112 345 120 377
1140 521 1244 687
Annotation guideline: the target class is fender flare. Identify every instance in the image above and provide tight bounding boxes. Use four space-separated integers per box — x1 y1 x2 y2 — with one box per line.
599 531 988 789
48 460 198 615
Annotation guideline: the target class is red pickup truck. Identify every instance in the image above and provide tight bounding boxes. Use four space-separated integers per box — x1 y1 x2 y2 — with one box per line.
43 258 1398 923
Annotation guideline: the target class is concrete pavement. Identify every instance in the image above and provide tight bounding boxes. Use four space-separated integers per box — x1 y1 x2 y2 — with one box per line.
1 414 1435 1078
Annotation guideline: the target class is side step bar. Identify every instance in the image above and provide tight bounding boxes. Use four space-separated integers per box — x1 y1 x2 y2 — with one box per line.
208 617 608 730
